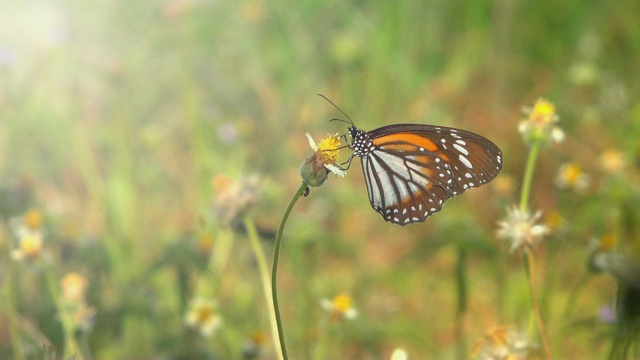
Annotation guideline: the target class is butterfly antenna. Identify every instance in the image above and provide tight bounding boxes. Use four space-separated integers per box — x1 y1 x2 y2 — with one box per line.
317 94 354 126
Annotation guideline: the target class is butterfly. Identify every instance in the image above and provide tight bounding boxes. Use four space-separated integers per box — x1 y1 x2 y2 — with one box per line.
323 96 503 226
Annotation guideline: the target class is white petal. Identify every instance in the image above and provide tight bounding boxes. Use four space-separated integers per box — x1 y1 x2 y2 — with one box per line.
325 163 346 177
551 127 565 143
306 133 318 151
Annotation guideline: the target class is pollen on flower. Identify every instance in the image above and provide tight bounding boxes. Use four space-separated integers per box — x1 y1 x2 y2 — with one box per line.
530 98 556 123
316 133 341 164
320 293 358 321
333 293 352 313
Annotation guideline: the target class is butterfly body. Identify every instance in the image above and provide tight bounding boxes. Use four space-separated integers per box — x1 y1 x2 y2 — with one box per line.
347 124 502 226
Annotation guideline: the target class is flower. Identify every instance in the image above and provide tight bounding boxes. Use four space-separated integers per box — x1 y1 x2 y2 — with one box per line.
300 133 345 187
10 209 45 261
497 206 550 252
60 272 96 333
518 98 564 146
555 163 590 193
320 293 358 321
543 210 566 234
10 231 44 261
23 208 43 229
587 234 621 274
587 234 640 289
61 272 89 303
185 297 223 337
242 330 268 360
598 148 628 175
211 174 263 227
598 305 617 324
472 325 532 360
72 306 97 333
390 348 408 360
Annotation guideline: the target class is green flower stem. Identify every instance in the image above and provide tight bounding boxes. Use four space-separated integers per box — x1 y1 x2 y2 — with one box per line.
562 271 589 320
523 251 553 360
519 142 540 212
454 245 468 360
199 227 234 297
272 182 307 360
243 215 283 360
518 141 553 359
5 262 26 360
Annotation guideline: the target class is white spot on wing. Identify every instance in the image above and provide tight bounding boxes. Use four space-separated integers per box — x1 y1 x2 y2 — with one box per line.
459 155 473 169
453 143 469 156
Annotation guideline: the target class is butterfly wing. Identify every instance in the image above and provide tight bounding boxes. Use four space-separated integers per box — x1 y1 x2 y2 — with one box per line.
361 124 502 226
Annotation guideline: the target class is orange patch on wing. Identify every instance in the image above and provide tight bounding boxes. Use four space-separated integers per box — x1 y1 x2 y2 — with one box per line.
373 133 438 152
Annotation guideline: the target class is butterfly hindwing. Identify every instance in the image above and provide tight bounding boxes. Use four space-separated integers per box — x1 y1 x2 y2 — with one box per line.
362 150 452 225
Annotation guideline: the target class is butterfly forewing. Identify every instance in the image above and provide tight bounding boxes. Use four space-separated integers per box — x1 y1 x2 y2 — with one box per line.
355 124 502 226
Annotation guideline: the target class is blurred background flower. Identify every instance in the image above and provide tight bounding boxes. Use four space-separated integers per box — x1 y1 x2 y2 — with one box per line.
185 297 223 338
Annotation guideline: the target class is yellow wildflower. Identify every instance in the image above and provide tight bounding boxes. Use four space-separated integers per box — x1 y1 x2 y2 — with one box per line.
185 297 223 337
518 98 564 146
320 293 358 321
555 163 590 193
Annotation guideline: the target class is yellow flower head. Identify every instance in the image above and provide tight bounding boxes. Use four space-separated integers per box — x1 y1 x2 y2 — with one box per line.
10 209 47 262
11 231 44 261
24 209 43 230
519 98 564 146
530 99 556 124
598 233 617 252
316 134 342 164
555 163 590 193
544 211 566 233
599 148 627 175
301 133 345 187
332 293 352 313
320 293 358 321
61 272 89 303
185 298 223 338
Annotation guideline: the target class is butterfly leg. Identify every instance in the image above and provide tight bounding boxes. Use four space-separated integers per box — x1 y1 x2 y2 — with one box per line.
339 154 356 170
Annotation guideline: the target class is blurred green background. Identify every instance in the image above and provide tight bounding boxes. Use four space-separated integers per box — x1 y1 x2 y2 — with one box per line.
1 0 640 359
